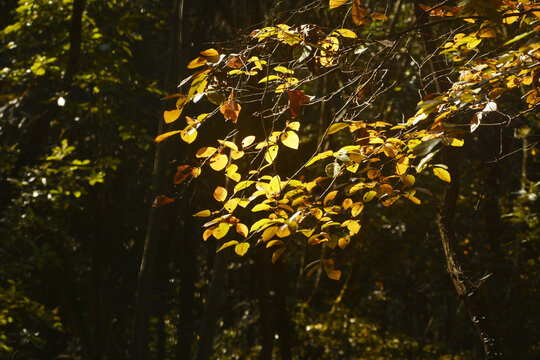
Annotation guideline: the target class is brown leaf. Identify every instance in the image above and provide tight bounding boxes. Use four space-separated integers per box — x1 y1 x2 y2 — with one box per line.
352 0 369 26
213 186 228 202
152 195 175 208
289 90 311 117
174 165 193 184
220 92 242 122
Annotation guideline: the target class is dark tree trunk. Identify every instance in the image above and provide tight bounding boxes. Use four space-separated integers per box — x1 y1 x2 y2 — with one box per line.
437 149 502 359
196 249 229 360
132 0 184 358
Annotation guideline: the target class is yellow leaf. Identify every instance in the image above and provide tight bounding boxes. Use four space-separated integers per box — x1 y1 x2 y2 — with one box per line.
265 145 279 164
402 174 415 187
449 138 464 147
213 186 228 202
433 167 451 183
213 223 231 239
328 122 349 134
196 146 217 158
267 239 284 248
503 10 520 24
351 202 364 217
363 190 376 202
164 109 182 124
187 56 207 69
209 154 228 171
271 247 286 263
231 150 244 160
155 130 181 143
200 48 220 62
478 28 496 38
334 28 357 38
250 218 272 232
224 198 239 213
338 237 350 249
258 75 281 83
329 0 347 9
235 242 250 256
236 223 249 238
276 224 291 238
281 131 299 149
181 126 198 144
193 209 212 217
322 259 341 280
274 66 294 74
288 121 300 131
217 240 238 252
203 228 213 241
262 226 277 241
218 140 239 151
252 203 272 212
347 220 361 235
242 135 256 148
395 156 409 175
342 198 353 210
323 190 338 205
235 180 254 192
370 12 388 21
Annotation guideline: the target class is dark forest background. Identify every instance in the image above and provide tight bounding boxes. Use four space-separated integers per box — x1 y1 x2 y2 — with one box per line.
1 0 539 359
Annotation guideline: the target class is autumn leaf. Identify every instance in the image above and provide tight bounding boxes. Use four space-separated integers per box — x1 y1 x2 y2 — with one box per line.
217 240 238 252
352 0 369 26
213 186 227 202
213 222 230 239
152 195 174 208
271 247 286 263
322 259 341 280
333 28 357 38
209 153 228 171
200 48 220 62
433 167 451 183
235 242 250 256
180 126 198 144
193 210 212 217
351 202 364 217
329 0 347 9
236 223 248 238
220 92 242 122
328 122 349 134
196 146 217 158
174 165 193 184
155 130 182 143
288 90 311 117
281 131 299 149
478 28 496 38
265 145 279 164
241 135 256 148
187 56 207 69
164 109 182 124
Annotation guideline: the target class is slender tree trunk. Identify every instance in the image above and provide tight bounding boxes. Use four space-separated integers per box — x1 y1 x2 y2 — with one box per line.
273 259 294 360
196 249 230 360
64 0 84 87
437 149 502 359
255 253 274 360
133 0 184 358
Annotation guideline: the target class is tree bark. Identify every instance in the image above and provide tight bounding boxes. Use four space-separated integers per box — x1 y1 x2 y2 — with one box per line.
195 249 229 360
132 1 184 358
437 149 502 359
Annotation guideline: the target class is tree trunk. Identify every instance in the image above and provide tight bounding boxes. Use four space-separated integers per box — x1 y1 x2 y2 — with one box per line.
132 0 184 358
437 149 502 359
195 249 229 360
